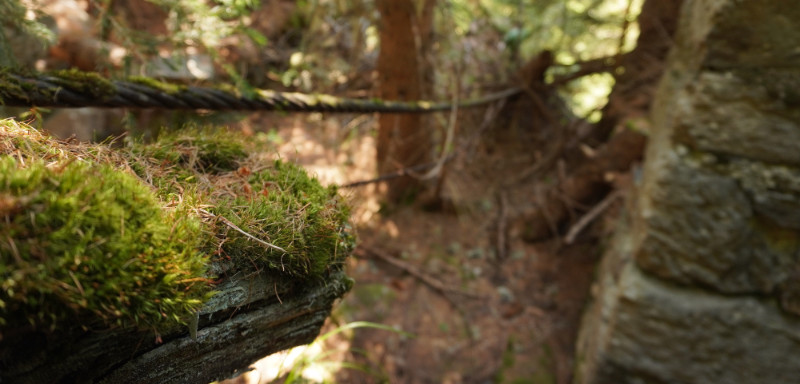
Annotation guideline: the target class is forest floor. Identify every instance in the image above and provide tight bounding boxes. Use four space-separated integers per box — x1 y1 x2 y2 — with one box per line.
226 108 615 384
20 1 617 381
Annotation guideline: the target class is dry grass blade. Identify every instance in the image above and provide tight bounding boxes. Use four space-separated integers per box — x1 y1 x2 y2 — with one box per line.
197 208 289 254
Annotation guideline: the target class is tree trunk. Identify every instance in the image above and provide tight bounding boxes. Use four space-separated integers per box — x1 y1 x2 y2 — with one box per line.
1 266 352 384
376 0 434 203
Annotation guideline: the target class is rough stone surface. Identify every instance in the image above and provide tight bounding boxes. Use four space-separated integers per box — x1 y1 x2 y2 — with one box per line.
632 0 800 297
672 71 800 165
663 0 800 165
576 0 800 382
702 1 800 71
667 0 800 72
634 147 800 294
576 231 800 384
726 159 800 230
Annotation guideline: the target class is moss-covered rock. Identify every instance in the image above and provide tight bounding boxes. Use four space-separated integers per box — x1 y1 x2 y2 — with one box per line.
0 118 353 335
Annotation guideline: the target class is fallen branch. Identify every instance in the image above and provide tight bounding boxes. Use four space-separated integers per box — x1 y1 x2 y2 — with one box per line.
550 55 621 87
565 189 623 244
355 247 485 300
2 268 353 384
491 192 510 261
411 78 460 181
340 154 456 188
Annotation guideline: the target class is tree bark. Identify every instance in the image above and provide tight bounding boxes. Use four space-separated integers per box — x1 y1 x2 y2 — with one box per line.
0 266 352 384
376 0 434 203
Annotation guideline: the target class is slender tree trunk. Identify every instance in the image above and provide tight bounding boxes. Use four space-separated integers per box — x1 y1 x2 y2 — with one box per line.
376 0 434 203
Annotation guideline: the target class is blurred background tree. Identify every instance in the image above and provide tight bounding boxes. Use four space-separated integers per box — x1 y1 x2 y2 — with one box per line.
2 0 653 196
375 0 435 203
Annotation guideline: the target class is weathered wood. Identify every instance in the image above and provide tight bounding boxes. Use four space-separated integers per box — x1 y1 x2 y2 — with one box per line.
1 268 352 384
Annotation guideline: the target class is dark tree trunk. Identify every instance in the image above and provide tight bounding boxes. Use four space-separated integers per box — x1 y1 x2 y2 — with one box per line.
376 0 435 203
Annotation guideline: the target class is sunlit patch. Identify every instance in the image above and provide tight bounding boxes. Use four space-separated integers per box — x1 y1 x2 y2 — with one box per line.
383 220 400 238
234 342 336 383
220 320 407 383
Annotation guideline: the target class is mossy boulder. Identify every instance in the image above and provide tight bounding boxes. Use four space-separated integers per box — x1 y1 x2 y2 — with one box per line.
0 119 353 335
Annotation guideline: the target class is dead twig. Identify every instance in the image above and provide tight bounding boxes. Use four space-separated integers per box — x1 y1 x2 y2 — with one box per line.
462 95 506 156
356 247 485 300
520 130 646 242
339 154 456 188
617 0 635 57
550 56 620 87
505 88 574 187
492 192 509 261
273 282 283 305
565 189 623 244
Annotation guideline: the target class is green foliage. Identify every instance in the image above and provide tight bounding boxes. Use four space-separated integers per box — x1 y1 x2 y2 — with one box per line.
443 0 643 118
0 157 208 331
99 0 268 83
451 0 642 63
0 0 55 67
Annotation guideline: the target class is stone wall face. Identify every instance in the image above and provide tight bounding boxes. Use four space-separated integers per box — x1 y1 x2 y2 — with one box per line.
575 0 800 382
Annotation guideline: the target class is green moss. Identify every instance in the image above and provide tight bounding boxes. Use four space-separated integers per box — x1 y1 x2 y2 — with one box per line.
128 76 187 95
494 337 517 383
128 127 354 280
530 343 557 384
0 157 208 331
754 215 800 254
208 160 354 278
47 68 115 100
0 68 114 105
0 68 31 104
0 119 354 333
131 126 247 177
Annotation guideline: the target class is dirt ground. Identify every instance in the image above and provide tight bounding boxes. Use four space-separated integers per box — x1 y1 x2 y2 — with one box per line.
227 109 612 384
337 213 601 384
